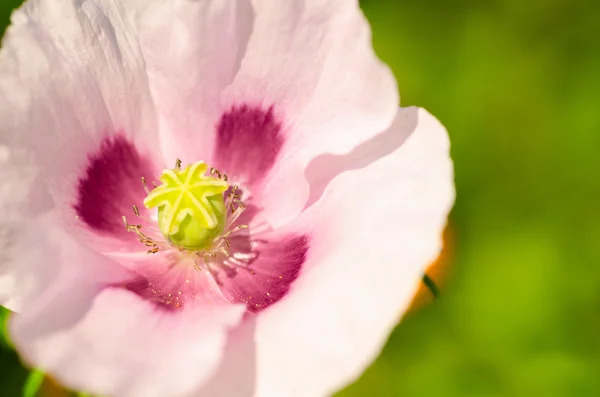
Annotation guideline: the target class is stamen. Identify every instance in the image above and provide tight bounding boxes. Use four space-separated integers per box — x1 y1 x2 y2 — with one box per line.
126 162 257 273
223 224 248 238
122 215 162 254
141 177 150 194
209 167 229 182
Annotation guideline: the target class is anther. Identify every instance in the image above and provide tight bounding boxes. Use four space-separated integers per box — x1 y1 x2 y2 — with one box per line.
209 167 229 181
141 177 150 194
175 159 182 169
133 205 140 217
223 224 248 238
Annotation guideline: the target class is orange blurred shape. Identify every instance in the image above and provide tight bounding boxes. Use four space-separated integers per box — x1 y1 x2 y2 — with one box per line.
38 377 71 397
407 225 453 313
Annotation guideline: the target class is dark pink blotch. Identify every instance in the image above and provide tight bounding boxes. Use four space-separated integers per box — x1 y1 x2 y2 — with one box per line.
214 105 284 186
217 235 309 313
74 135 155 235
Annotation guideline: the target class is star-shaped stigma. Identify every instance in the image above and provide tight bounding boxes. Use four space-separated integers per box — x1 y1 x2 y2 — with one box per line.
143 161 229 237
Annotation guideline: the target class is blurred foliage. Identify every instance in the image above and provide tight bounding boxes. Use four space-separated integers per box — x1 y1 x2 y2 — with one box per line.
1 306 30 396
1 0 600 396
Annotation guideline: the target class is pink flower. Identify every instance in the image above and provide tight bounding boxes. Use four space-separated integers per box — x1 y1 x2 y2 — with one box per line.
0 0 454 396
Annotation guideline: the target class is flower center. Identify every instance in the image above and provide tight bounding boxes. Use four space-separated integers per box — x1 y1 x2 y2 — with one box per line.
143 160 229 250
123 160 249 265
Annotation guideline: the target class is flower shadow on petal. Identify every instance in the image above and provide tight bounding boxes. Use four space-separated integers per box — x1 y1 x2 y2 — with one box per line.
304 106 418 209
195 316 257 397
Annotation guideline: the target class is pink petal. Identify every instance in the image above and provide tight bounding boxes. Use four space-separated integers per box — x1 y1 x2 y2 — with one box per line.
0 272 20 312
9 213 246 397
0 145 52 312
218 0 398 227
137 0 253 165
0 0 163 217
13 288 245 397
195 317 258 397
12 289 244 397
5 212 131 320
201 107 454 397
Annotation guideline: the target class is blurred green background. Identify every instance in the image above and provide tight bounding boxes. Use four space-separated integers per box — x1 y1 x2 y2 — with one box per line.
2 0 600 396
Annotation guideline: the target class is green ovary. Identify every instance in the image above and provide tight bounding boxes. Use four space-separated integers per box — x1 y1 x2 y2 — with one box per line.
143 161 229 251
